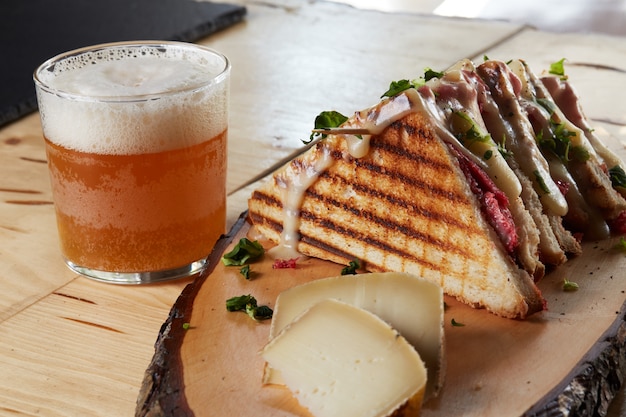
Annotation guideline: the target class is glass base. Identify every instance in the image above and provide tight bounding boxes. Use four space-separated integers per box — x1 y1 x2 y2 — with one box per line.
65 258 207 284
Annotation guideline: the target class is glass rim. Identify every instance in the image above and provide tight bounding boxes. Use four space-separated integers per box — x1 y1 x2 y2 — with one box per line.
33 40 231 103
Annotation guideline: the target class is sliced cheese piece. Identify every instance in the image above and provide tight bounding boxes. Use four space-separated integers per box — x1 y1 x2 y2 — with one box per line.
260 299 427 417
265 272 444 399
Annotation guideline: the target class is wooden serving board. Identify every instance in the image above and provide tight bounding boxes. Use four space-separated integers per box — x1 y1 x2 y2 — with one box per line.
136 211 626 417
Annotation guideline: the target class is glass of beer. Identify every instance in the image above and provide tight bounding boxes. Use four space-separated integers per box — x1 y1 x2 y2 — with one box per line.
33 41 230 284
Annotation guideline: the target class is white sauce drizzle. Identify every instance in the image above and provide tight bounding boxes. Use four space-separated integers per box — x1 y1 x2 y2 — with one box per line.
271 87 518 257
269 145 334 260
426 66 523 200
542 75 626 203
501 60 570 216
547 158 610 239
269 59 626 257
510 59 600 162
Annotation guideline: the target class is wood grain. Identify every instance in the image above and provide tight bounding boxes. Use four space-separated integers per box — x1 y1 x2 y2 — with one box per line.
3 1 626 416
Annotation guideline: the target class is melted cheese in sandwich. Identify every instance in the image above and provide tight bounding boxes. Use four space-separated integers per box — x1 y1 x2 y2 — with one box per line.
477 60 569 216
426 61 523 201
270 145 334 260
541 74 626 202
510 60 599 163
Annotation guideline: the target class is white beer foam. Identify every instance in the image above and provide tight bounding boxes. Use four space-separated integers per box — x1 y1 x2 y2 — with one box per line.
36 44 229 155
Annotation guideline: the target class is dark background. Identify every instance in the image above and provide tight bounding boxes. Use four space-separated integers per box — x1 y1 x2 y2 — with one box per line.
0 0 246 127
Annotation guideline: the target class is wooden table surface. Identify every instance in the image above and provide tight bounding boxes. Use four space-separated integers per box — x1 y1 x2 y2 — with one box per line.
1 0 626 415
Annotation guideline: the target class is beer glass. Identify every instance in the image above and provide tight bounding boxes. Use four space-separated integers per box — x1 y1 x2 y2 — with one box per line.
33 41 230 284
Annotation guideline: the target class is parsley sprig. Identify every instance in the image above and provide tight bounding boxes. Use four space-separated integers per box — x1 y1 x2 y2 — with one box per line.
380 67 443 98
563 278 579 292
609 166 626 189
222 238 264 266
549 58 568 80
226 294 273 321
614 236 626 252
535 118 589 163
381 79 419 98
452 111 492 146
306 110 349 144
341 259 361 275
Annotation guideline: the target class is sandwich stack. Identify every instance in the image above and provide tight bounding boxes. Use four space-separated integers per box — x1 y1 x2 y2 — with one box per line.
248 58 626 319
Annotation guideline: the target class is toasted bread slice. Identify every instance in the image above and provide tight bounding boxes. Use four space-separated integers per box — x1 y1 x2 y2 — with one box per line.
249 111 544 319
423 60 545 279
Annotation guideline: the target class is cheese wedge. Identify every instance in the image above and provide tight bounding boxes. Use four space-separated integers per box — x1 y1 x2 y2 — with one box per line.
265 272 444 399
260 299 427 417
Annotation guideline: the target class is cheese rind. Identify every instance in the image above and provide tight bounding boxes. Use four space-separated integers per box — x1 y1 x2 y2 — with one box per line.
265 272 445 399
260 299 427 417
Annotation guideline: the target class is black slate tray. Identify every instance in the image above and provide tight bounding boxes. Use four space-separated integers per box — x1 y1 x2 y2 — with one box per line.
0 0 246 128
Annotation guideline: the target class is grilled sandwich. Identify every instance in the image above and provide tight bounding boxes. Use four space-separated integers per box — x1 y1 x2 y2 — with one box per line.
248 58 626 319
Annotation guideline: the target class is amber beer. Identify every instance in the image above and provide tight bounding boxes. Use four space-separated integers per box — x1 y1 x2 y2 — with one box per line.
34 42 230 283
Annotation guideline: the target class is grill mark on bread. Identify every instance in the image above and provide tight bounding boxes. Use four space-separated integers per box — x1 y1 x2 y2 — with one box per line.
251 189 278 206
300 232 444 272
300 190 480 261
252 155 482 240
348 159 464 203
249 209 452 272
315 171 476 231
329 132 468 204
250 118 485 264
369 124 450 168
250 186 481 262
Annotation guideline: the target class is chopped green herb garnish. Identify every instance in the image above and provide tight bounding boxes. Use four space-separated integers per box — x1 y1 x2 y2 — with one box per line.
549 58 568 80
609 166 626 189
536 119 588 163
240 264 252 280
222 238 264 266
563 278 579 292
341 259 361 275
451 318 465 327
533 170 551 194
380 68 442 98
536 97 589 162
552 122 575 153
424 67 444 81
537 98 557 116
182 322 191 330
226 294 256 311
614 236 626 252
497 136 513 159
452 111 491 145
569 145 590 162
251 305 274 321
381 79 417 98
226 294 273 321
483 150 493 160
306 110 349 143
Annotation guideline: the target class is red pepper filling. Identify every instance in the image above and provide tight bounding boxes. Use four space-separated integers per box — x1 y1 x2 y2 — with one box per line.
608 211 626 235
451 147 519 255
555 179 570 196
273 258 299 269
